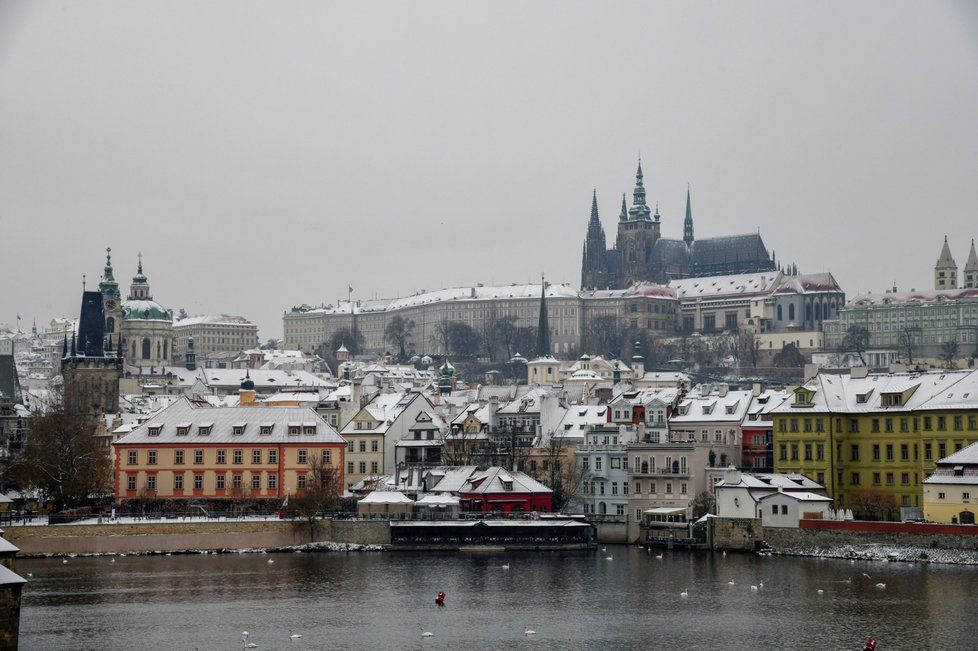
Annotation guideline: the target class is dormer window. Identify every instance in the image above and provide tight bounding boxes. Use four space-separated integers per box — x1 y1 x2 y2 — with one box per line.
176 426 189 436
501 480 513 491
259 423 274 435
147 426 161 437
303 423 316 435
288 422 301 435
232 423 246 436
198 424 212 436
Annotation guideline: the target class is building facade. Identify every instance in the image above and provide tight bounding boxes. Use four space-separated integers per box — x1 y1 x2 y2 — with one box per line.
112 396 346 503
172 315 259 366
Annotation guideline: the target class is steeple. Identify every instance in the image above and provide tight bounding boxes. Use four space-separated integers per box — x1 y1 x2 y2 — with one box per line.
964 238 978 289
589 189 600 226
535 274 551 358
683 185 694 246
627 158 652 221
618 193 628 222
934 235 958 290
129 253 152 300
98 246 120 299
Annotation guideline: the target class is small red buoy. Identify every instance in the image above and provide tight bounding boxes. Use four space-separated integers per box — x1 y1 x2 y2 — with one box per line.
435 591 446 606
863 639 877 651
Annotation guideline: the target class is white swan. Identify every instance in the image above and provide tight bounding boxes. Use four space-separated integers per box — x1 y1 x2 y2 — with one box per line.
727 580 735 585
501 563 510 570
680 588 688 598
750 585 758 591
524 627 536 636
419 624 434 638
817 589 824 595
875 582 886 589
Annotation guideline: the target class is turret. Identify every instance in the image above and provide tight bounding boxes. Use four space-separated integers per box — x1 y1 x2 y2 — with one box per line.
934 235 958 290
964 239 978 289
627 159 652 221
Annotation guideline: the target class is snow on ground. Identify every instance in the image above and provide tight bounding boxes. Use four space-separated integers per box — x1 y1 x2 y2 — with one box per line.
770 543 978 565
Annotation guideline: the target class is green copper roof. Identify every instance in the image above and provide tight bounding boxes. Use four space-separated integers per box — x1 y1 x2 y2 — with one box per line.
122 299 172 321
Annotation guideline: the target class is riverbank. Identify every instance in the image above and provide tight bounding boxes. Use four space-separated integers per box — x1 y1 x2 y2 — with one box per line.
768 543 978 566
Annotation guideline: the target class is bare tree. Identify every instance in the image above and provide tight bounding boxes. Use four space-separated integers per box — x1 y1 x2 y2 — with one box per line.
539 435 589 513
430 318 452 356
939 339 960 370
735 330 761 368
897 325 921 365
289 453 341 539
11 385 111 510
384 315 416 362
690 491 715 519
773 342 806 368
842 325 870 366
848 491 898 521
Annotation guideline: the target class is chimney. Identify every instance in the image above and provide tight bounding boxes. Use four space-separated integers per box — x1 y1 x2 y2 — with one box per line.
718 383 729 397
850 366 869 379
722 466 741 486
752 383 762 397
488 396 499 430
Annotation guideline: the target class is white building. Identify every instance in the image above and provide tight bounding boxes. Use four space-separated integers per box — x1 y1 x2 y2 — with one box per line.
756 490 832 528
714 467 827 519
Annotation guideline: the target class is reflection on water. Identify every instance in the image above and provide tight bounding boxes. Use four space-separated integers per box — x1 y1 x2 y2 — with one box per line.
18 548 978 650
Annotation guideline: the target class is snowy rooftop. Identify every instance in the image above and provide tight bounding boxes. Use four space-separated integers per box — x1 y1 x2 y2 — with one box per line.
669 271 782 300
173 314 255 328
848 287 978 307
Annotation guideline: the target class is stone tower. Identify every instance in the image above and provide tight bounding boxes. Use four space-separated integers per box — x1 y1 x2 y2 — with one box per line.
62 290 123 415
963 239 978 289
98 247 122 356
581 190 609 290
934 235 958 290
615 160 660 285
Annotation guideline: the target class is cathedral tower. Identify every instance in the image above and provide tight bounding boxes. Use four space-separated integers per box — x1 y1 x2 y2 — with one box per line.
935 235 958 290
615 159 660 285
683 185 694 246
581 190 609 290
964 239 978 289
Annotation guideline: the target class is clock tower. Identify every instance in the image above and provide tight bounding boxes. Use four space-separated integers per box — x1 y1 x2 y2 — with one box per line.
98 247 123 357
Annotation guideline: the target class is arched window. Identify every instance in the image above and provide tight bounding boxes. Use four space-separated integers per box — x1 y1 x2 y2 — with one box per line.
815 302 822 321
131 341 136 358
788 304 795 321
106 316 115 334
157 341 162 359
805 303 812 322
777 305 783 321
142 338 151 360
163 340 168 360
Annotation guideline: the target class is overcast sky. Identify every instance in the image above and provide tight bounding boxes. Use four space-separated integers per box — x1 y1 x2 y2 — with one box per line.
2 1 977 339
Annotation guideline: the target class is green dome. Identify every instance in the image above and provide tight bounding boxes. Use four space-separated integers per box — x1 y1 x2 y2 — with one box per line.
122 299 172 321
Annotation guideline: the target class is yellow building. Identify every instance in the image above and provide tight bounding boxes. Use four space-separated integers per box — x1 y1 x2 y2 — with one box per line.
923 442 978 523
112 396 346 503
772 368 978 519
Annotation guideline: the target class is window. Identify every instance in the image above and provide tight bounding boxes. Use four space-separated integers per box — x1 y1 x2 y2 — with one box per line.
595 458 603 470
148 451 157 465
611 482 618 495
194 474 203 490
322 450 331 464
297 474 307 490
901 473 910 485
148 426 161 437
371 440 378 452
925 443 932 460
347 441 354 452
216 475 226 490
954 416 963 431
298 450 308 464
268 474 277 490
771 505 778 515
804 444 812 461
217 450 227 464
253 450 262 464
147 475 156 491
781 505 788 515
901 444 909 461
269 450 277 464
176 426 189 436
816 444 825 461
128 450 138 465
127 475 136 491
872 444 880 461
886 472 894 485
816 472 825 485
359 462 366 473
873 472 881 485
851 472 860 486
871 419 880 433
260 425 273 435
938 492 946 500
347 461 354 474
885 444 894 461
371 461 378 473
665 482 672 494
939 443 947 459
779 444 787 461
194 450 203 464
233 450 243 464
850 445 859 461
174 474 184 490
681 482 687 494
790 444 799 461
964 492 971 500
233 474 242 489
252 474 261 490
359 441 366 453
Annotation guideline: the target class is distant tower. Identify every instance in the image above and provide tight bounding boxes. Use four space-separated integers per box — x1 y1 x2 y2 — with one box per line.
683 185 694 246
615 159 660 285
536 275 552 358
934 235 958 290
62 290 123 414
185 336 197 371
98 247 122 350
581 190 609 290
963 239 978 289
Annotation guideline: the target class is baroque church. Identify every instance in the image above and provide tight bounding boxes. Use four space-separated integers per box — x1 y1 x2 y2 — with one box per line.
581 161 777 289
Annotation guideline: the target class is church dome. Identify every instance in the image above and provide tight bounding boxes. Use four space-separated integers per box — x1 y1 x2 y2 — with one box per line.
122 299 172 322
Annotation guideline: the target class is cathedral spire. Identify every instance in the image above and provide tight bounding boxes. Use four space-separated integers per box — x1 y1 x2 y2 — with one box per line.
99 246 120 299
589 189 599 225
964 238 978 289
536 274 551 358
619 193 628 222
683 184 694 246
935 235 958 290
627 158 651 221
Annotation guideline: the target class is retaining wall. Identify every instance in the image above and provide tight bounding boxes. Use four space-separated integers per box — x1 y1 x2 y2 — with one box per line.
593 521 629 544
712 517 762 551
3 519 390 556
766 520 978 552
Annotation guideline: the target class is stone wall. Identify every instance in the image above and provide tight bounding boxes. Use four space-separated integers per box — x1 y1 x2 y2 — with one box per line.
593 520 629 544
766 524 978 552
4 519 390 556
712 517 762 551
0 582 22 650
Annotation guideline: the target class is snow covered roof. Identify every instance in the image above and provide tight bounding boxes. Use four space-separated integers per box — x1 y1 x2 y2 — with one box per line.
671 386 752 423
716 473 823 491
461 467 552 495
201 369 330 390
669 271 782 300
173 314 255 328
359 491 415 504
772 273 843 295
757 491 832 502
848 287 978 307
497 387 555 414
932 441 978 466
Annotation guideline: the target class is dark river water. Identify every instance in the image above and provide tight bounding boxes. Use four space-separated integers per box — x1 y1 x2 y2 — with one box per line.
17 548 978 650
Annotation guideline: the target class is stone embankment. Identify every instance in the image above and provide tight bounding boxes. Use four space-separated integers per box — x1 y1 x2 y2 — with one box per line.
4 519 391 556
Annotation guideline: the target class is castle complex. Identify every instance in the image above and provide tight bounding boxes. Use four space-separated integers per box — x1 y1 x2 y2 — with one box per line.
581 161 777 289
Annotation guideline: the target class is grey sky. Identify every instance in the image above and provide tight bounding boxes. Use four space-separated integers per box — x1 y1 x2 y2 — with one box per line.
2 1 977 340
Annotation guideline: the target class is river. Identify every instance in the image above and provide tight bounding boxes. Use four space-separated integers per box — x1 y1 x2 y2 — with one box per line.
17 548 978 650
